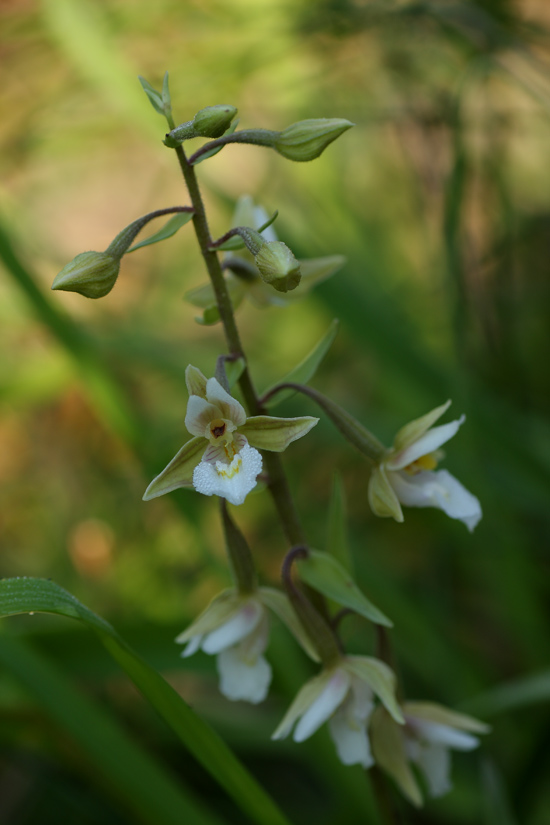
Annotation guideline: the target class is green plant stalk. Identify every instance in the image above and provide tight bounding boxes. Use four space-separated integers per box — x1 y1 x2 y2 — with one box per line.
171 140 306 544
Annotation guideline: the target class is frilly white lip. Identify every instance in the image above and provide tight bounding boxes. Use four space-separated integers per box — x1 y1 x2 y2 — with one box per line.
192 443 263 506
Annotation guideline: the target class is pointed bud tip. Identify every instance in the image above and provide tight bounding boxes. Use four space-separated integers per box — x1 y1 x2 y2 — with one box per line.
275 118 354 162
51 251 120 299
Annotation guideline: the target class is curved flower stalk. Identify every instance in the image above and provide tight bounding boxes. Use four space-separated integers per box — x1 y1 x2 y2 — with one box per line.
272 656 404 768
368 400 482 531
177 587 320 704
185 196 345 321
371 701 489 806
143 365 318 506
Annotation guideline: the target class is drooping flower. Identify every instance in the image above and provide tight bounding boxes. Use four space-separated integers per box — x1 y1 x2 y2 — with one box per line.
272 656 403 768
143 365 318 506
185 196 345 322
368 400 482 531
177 587 319 704
370 701 489 806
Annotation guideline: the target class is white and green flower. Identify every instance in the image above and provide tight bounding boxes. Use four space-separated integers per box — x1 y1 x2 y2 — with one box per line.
272 656 403 768
185 196 345 320
368 400 482 531
371 701 489 806
143 365 318 506
177 587 319 704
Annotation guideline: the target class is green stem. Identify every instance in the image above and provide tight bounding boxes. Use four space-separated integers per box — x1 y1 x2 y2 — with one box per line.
172 143 305 545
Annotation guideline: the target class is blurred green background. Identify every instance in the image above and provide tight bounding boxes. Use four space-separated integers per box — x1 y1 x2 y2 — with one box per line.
1 0 550 822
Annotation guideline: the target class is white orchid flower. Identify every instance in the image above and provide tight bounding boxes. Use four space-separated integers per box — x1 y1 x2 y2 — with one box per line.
185 195 345 320
371 701 489 806
368 400 482 531
143 365 318 506
272 656 403 768
177 587 319 704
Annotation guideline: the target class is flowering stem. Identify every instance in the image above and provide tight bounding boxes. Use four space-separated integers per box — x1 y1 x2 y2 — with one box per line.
171 143 306 545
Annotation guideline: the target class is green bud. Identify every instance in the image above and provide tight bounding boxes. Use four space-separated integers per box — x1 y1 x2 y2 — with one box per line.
255 241 301 292
51 251 120 299
193 105 237 138
275 118 354 162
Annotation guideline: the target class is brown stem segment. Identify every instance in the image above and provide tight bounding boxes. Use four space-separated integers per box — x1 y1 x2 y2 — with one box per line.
173 143 305 545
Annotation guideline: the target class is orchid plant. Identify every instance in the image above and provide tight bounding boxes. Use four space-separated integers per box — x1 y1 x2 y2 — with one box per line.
46 73 488 821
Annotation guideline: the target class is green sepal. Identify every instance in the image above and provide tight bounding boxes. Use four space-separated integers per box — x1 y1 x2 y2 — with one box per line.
393 400 452 452
403 702 490 734
138 75 164 115
296 549 392 627
175 590 241 644
127 212 194 252
263 319 339 408
370 706 423 807
344 656 404 723
240 415 318 452
185 365 208 398
259 587 320 662
143 437 206 500
367 465 403 522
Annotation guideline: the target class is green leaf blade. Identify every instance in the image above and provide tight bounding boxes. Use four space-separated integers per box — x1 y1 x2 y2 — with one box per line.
0 577 293 825
127 212 194 253
297 550 392 627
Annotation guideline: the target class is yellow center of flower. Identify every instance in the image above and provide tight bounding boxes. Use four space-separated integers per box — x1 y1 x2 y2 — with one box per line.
216 454 242 479
404 453 438 475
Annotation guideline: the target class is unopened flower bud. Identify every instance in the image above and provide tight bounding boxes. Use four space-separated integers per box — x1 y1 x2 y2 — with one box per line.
193 105 237 138
51 251 120 299
275 118 354 162
255 241 301 293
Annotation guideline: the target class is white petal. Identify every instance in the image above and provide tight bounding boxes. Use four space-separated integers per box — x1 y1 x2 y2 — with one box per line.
239 609 270 660
387 416 465 471
192 444 262 506
412 719 480 751
181 635 202 658
202 599 263 654
293 669 351 743
416 743 452 798
328 706 374 768
389 469 482 531
185 395 221 437
217 647 272 704
205 378 246 427
254 205 278 242
348 676 375 724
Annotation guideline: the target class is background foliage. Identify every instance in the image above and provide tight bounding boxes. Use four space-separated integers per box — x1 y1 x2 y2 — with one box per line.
1 0 549 822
